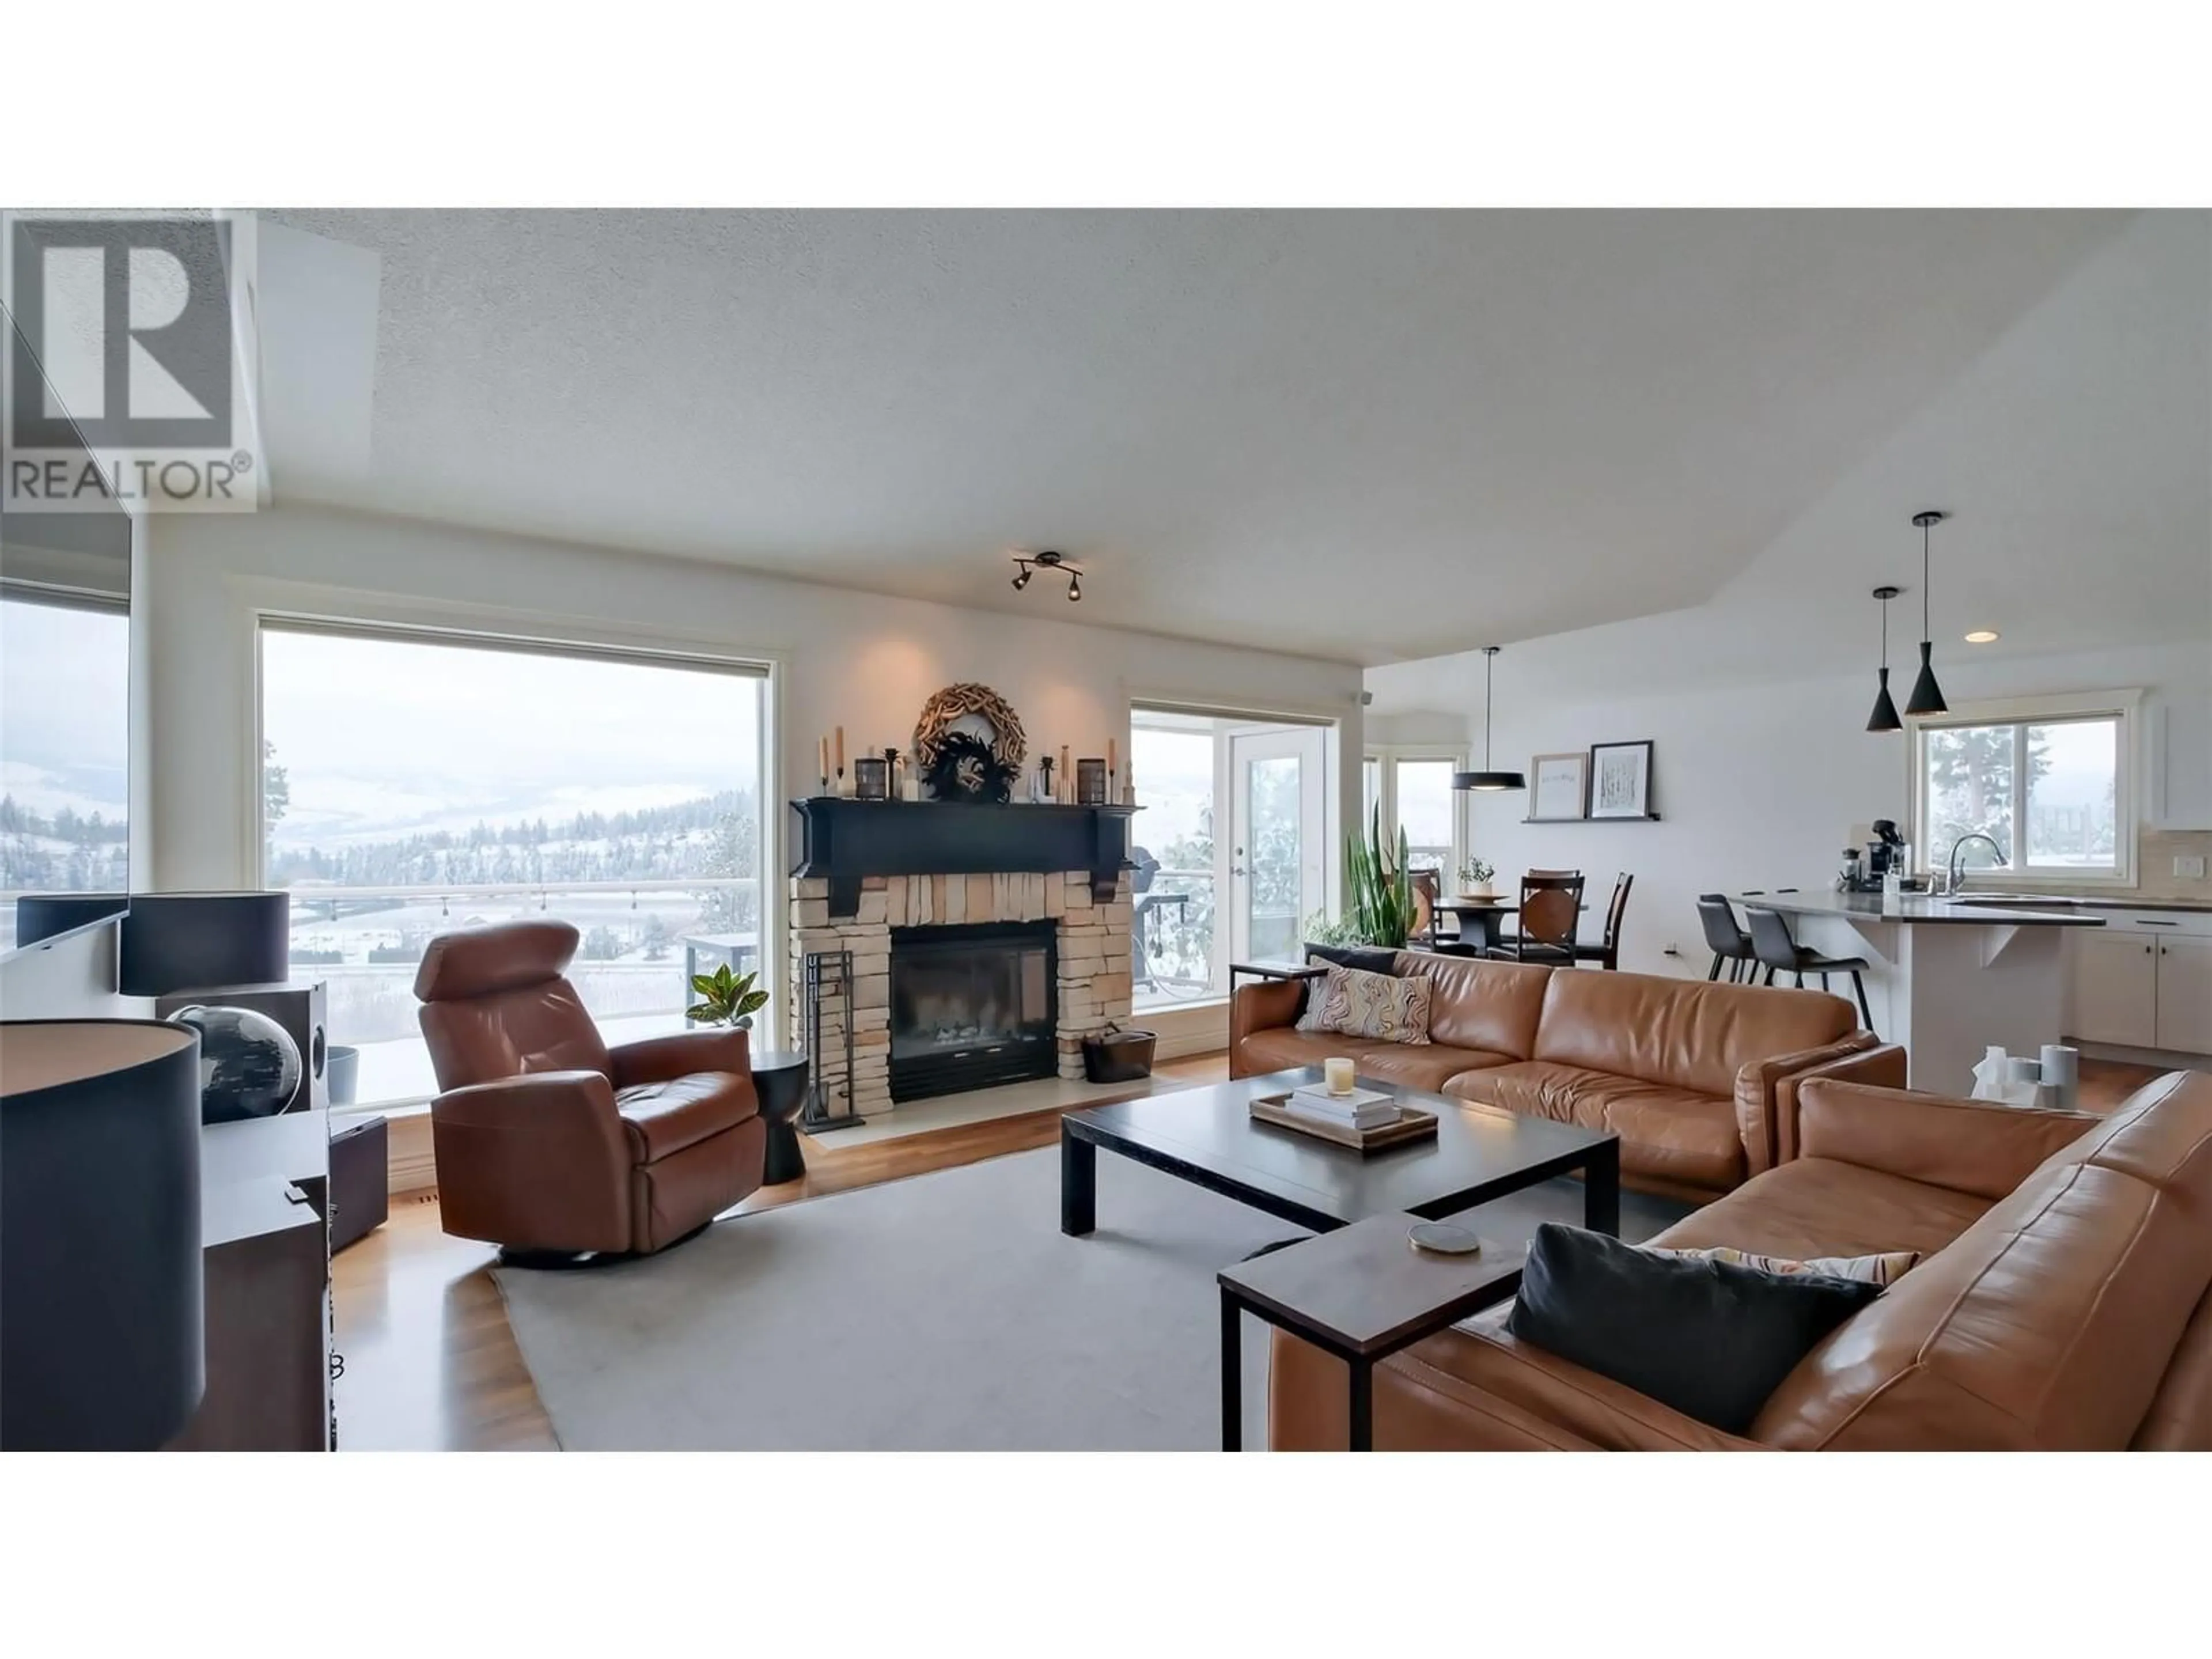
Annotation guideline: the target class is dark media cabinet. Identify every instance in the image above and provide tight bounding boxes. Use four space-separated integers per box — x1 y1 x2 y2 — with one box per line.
166 1110 334 1452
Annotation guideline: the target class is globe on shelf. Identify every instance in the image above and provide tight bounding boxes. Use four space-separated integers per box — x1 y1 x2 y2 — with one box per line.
169 1005 304 1122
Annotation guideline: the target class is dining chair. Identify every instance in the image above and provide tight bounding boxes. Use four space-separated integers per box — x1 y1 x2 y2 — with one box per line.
1695 894 1758 983
1743 905 1877 1031
1407 867 1441 948
1487 872 1584 964
1572 872 1633 971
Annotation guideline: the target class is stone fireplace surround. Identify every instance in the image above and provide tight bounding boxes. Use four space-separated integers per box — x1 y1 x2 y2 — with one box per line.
786 868 1135 1118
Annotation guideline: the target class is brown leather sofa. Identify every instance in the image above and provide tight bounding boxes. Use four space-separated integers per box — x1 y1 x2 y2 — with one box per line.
1232 953 1899 1199
415 920 766 1258
1272 1069 2212 1450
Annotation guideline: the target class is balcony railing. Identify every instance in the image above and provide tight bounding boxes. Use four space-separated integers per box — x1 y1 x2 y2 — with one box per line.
280 878 760 1108
1134 868 1215 1007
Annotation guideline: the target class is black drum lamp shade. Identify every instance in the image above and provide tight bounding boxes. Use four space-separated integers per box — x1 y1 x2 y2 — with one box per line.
119 891 291 995
13 892 130 947
1 1020 205 1450
1453 646 1527 793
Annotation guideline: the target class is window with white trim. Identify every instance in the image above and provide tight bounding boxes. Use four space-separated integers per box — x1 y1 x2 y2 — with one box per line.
1908 692 2137 883
1363 747 1466 878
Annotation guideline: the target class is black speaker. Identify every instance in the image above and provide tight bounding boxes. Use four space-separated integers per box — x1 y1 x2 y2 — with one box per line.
155 981 328 1118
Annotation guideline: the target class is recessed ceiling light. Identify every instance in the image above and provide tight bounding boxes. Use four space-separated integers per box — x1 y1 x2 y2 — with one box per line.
1964 628 2001 644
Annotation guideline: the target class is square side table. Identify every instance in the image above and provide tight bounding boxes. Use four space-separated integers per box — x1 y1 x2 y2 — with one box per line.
1218 1213 1527 1451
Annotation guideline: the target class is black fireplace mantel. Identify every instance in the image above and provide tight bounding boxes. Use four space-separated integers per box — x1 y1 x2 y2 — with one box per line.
789 798 1138 919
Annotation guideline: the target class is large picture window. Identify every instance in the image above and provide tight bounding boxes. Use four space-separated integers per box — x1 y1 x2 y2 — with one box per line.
1910 693 2135 883
259 621 771 1107
0 589 130 944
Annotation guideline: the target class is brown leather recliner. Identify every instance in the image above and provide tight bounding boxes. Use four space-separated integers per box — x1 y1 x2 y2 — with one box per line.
414 920 765 1258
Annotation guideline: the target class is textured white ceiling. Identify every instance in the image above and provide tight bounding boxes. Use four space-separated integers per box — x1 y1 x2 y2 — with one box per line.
255 209 2131 665
1368 210 2211 709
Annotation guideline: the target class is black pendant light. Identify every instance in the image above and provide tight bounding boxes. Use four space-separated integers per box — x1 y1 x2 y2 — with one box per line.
1866 585 1903 733
1453 646 1527 792
1903 509 1949 716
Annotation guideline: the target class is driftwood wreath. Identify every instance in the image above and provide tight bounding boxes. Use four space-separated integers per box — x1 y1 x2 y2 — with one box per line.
912 683 1028 776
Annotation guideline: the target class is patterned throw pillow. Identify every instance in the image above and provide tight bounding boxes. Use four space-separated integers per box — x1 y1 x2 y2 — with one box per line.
1295 963 1433 1044
1643 1244 1919 1287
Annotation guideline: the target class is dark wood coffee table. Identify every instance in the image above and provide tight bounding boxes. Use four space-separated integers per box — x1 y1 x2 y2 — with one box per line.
1060 1067 1620 1239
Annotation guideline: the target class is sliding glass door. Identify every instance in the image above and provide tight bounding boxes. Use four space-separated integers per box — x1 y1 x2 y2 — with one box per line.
259 621 771 1108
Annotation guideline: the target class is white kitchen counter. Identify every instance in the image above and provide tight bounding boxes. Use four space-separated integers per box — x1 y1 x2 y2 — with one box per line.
1728 891 2105 1093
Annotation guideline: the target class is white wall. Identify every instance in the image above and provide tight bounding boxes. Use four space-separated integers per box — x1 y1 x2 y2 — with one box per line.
136 504 1365 901
1373 640 2210 981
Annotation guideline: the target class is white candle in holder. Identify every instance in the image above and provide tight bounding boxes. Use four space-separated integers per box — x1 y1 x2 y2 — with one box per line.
1324 1057 1355 1096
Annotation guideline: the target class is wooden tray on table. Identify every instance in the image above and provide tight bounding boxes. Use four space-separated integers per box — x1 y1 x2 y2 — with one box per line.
1249 1093 1440 1154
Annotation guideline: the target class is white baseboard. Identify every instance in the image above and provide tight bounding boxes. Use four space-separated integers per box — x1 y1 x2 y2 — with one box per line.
1133 999 1231 1061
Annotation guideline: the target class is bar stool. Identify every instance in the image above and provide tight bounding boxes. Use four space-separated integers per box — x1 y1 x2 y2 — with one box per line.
1695 895 1757 983
1743 906 1877 1032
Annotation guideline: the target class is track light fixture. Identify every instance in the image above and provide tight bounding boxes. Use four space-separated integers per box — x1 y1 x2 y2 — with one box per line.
1010 550 1082 603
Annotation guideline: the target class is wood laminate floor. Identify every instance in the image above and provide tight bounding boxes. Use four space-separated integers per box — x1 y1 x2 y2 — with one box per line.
329 1053 2169 1450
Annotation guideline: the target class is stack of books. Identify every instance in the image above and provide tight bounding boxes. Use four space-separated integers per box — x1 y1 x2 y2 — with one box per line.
1285 1083 1399 1131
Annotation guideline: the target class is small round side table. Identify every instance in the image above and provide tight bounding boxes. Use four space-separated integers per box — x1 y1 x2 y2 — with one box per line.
751 1048 812 1184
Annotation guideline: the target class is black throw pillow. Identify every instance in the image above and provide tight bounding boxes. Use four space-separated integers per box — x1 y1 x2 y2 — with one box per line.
1505 1223 1883 1434
1303 943 1399 976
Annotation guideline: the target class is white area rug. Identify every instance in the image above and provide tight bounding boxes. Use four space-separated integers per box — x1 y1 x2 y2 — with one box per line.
494 1146 1680 1450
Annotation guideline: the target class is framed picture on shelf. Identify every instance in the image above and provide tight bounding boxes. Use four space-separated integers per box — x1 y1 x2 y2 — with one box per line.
1588 740 1656 819
1528 752 1589 821
1075 757 1109 806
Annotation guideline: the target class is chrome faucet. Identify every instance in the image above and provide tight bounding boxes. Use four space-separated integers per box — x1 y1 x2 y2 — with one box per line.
1941 832 2008 896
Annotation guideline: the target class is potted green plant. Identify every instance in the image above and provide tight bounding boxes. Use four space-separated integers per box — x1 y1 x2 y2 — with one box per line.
1303 806 1418 951
1457 856 1495 900
687 962 769 1029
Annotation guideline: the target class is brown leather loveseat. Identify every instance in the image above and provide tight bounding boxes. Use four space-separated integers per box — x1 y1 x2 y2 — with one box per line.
1232 954 1898 1199
1271 1069 2212 1450
415 920 766 1259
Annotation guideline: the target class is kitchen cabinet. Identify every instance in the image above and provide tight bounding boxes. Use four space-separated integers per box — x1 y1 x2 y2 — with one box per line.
2153 935 2212 1055
2071 931 2160 1048
2067 911 2212 1055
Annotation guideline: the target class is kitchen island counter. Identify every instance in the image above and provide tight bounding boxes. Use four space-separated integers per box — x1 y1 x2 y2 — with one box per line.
1732 891 2109 927
1728 892 2105 1093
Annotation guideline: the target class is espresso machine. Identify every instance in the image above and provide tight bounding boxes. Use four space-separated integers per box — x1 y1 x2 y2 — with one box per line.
1843 819 1921 893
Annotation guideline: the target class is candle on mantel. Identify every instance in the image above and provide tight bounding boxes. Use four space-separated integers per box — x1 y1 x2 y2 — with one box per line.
835 726 844 772
1107 736 1117 778
1059 745 1070 803
819 736 830 783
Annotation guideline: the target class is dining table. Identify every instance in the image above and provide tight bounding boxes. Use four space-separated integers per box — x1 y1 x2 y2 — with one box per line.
1431 896 1587 953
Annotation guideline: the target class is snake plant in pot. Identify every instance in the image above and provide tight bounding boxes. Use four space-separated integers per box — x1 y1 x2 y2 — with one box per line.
1306 805 1417 949
688 962 769 1029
